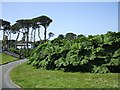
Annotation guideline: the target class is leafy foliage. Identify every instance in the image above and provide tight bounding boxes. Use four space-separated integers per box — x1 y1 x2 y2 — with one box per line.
28 31 120 73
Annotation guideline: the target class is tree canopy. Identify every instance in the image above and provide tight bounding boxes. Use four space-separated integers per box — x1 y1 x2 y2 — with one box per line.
1 15 53 58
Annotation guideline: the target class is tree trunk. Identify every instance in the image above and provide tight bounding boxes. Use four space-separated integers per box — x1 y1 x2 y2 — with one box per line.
38 28 41 41
15 32 20 49
44 27 47 42
19 45 22 59
9 31 11 49
22 32 25 50
33 29 36 48
3 31 5 40
26 28 29 50
7 31 11 50
23 32 26 57
30 29 34 43
30 29 34 49
2 31 5 50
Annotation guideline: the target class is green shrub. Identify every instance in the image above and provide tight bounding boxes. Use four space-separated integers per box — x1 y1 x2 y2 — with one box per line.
28 31 120 73
9 47 19 54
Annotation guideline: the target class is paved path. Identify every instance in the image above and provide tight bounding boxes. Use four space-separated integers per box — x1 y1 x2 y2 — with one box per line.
0 59 28 90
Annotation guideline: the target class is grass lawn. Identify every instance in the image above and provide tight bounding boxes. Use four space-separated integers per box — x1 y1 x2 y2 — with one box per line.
0 53 18 64
10 62 119 88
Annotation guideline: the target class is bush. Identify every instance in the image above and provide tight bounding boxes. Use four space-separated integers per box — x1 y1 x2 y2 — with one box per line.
28 31 120 73
9 47 20 54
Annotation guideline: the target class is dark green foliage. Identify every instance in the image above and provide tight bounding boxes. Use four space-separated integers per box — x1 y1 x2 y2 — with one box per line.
9 47 32 58
28 31 120 73
9 47 20 54
65 32 76 40
8 40 16 48
57 34 64 40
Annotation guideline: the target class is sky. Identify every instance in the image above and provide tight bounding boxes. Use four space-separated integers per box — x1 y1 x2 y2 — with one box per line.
0 2 118 40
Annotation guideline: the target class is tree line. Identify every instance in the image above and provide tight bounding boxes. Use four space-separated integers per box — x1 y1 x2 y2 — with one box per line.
0 15 54 53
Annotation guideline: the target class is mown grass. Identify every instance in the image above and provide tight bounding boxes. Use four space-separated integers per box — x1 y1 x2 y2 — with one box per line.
0 53 18 64
10 62 119 88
